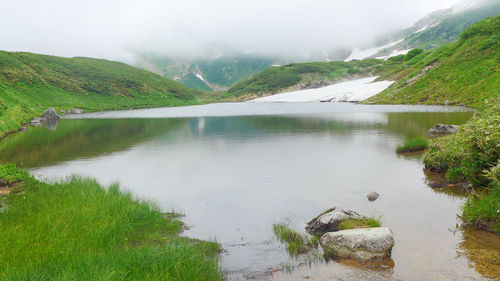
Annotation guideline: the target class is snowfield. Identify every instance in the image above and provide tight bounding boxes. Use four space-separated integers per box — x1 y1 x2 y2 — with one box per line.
344 39 403 62
250 77 394 103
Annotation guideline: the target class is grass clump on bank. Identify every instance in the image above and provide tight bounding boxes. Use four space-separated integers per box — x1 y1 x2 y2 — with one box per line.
424 102 499 234
273 223 318 256
396 137 428 153
0 163 222 281
338 217 382 230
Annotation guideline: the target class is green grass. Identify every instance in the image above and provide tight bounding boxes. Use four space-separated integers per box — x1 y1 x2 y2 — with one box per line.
0 164 223 281
396 137 428 153
0 50 200 139
463 187 500 234
273 223 318 256
338 217 382 230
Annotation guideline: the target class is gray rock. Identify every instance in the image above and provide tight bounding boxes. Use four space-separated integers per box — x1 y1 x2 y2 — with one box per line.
367 192 379 202
444 100 451 106
42 119 58 131
30 118 42 126
60 109 66 114
320 227 394 262
428 124 458 136
70 108 84 114
41 108 60 120
306 207 366 236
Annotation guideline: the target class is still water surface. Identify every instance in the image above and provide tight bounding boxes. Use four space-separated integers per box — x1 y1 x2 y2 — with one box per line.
1 103 499 280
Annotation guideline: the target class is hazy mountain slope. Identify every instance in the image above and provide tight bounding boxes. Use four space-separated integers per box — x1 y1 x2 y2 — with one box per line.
367 15 500 109
135 54 276 91
0 51 197 138
219 59 404 101
349 1 500 60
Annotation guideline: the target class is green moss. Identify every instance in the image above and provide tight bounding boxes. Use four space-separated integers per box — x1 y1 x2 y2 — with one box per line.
396 137 428 153
338 217 382 230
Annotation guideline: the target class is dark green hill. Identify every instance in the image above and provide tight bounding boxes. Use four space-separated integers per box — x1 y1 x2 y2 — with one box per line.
0 51 197 138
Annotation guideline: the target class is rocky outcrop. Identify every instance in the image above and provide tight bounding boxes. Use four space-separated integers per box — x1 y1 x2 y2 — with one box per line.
428 124 458 136
306 207 366 236
41 108 60 120
320 227 394 262
367 192 379 202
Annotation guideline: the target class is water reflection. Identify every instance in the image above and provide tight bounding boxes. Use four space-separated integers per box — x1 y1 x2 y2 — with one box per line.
1 103 496 280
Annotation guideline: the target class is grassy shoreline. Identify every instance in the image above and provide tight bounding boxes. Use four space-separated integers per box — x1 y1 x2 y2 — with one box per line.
0 163 223 280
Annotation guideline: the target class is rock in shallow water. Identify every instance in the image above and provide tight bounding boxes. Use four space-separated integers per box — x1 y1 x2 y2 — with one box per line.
320 227 394 262
367 192 379 202
41 108 60 120
306 207 366 236
70 108 84 114
428 124 458 136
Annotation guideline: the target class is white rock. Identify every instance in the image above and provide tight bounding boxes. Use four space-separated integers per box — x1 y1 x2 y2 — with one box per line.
320 227 394 262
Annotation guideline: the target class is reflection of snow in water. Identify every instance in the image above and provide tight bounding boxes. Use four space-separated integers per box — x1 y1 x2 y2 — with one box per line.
344 39 403 62
250 77 393 103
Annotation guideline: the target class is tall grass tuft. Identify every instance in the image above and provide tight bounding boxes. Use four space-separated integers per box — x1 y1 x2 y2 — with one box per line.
273 223 318 256
396 137 428 153
0 166 222 281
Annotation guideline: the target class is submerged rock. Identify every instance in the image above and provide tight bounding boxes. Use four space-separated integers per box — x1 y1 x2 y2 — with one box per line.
367 192 379 202
41 108 60 120
70 108 84 114
320 227 394 262
306 207 366 236
428 124 458 136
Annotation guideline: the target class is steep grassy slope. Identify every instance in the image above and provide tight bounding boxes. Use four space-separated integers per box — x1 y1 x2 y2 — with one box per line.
0 51 198 138
221 59 404 101
367 15 500 109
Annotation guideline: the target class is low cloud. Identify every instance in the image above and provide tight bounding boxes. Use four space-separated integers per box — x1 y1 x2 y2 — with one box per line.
0 0 462 61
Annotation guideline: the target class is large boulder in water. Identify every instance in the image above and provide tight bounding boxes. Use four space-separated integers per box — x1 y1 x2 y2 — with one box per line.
428 124 458 136
306 207 366 236
320 227 394 262
41 108 60 120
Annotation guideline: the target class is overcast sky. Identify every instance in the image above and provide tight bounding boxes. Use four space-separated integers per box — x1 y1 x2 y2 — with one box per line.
0 0 465 61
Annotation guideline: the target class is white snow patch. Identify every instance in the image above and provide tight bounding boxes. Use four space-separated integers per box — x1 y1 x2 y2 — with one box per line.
344 39 403 62
271 64 282 67
376 48 413 60
195 73 206 82
414 25 429 34
250 77 394 103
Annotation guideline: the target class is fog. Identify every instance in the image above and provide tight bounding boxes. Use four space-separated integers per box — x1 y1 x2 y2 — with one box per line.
0 0 465 61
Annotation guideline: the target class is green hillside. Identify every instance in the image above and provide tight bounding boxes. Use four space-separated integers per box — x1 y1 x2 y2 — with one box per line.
179 73 212 91
0 51 198 139
221 57 404 101
367 15 500 109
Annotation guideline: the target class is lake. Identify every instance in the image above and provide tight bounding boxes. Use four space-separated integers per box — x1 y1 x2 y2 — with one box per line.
1 102 499 280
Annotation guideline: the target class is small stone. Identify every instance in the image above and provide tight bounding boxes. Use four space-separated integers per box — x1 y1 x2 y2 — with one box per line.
444 100 451 106
70 108 84 114
367 192 379 202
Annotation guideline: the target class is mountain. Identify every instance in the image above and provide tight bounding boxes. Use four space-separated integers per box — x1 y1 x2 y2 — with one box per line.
0 51 197 138
345 0 500 61
367 14 500 108
134 54 279 91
